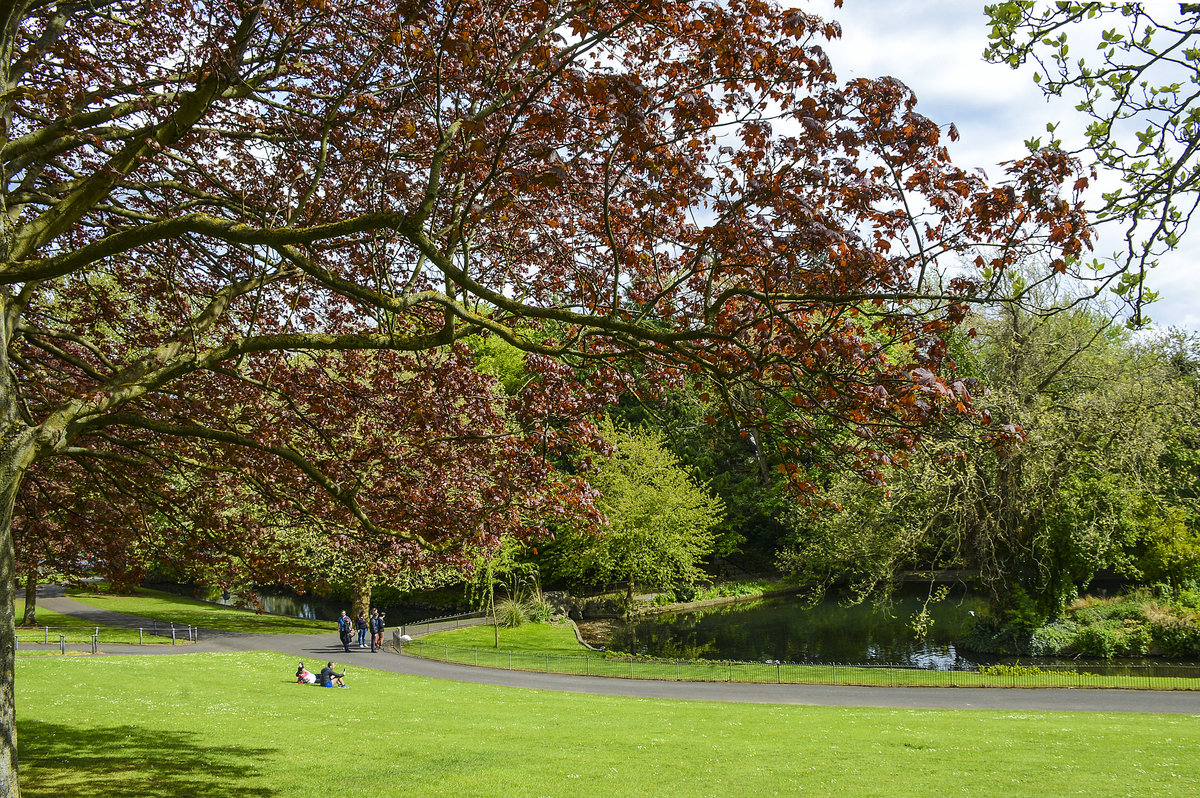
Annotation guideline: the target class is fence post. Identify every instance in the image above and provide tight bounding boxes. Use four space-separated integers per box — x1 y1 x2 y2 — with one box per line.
43 627 48 644
139 628 144 645
171 626 176 646
91 633 98 654
59 634 65 655
777 661 781 684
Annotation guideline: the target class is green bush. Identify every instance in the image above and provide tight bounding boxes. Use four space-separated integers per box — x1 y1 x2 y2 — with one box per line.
495 598 529 628
978 663 1052 677
1071 619 1151 658
1151 616 1200 658
1028 620 1078 657
524 592 556 623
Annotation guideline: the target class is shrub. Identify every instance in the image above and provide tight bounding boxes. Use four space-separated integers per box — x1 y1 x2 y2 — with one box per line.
495 598 529 628
978 663 1052 677
1071 619 1151 658
1028 620 1077 657
1150 615 1200 658
524 591 556 623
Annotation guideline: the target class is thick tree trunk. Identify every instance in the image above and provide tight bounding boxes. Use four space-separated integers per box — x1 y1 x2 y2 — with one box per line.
0 458 27 798
19 570 34 627
351 571 371 619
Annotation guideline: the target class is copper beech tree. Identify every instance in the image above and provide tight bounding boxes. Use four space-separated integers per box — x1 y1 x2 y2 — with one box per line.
0 0 1091 789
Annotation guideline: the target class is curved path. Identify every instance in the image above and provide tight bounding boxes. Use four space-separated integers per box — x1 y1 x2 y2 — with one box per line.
23 591 1200 715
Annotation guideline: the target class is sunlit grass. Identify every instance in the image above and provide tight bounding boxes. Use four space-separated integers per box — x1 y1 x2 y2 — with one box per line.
14 600 172 647
17 651 1200 797
418 618 589 655
64 586 330 635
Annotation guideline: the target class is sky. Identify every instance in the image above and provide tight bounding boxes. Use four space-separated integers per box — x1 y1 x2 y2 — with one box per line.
802 0 1199 332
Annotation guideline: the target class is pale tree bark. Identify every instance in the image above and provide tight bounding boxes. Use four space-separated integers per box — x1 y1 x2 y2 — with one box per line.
0 435 39 798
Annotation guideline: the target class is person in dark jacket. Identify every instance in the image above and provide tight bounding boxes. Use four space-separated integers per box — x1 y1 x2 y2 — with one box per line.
355 611 369 647
319 661 347 688
368 609 381 652
373 610 387 651
337 610 353 653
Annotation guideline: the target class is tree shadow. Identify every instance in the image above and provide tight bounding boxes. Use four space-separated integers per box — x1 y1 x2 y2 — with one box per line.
19 720 277 797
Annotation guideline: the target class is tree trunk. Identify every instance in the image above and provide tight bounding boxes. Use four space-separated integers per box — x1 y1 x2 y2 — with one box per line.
19 569 34 627
0 456 28 798
351 571 371 619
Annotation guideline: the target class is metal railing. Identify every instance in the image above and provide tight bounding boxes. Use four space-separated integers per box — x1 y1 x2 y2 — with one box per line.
399 611 488 639
398 640 1200 690
15 621 199 651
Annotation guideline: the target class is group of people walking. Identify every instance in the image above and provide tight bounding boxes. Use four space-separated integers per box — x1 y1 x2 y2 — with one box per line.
337 608 386 653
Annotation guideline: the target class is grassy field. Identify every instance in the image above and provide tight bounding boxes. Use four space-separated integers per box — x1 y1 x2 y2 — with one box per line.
15 651 1200 797
14 600 172 647
418 618 589 655
415 622 1200 690
64 587 330 635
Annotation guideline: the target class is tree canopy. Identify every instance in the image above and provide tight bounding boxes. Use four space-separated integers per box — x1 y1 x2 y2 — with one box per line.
0 0 1094 790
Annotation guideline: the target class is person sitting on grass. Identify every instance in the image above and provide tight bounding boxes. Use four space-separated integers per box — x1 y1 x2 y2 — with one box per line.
319 662 347 688
296 663 316 685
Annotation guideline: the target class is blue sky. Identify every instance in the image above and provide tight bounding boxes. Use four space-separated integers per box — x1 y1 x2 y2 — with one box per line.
805 0 1199 332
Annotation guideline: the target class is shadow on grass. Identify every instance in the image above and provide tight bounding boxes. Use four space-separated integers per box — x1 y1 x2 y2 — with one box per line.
19 721 277 797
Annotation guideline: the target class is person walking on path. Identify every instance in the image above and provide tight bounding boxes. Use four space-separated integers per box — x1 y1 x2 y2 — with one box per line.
369 609 383 652
373 610 386 651
337 611 353 653
355 611 369 648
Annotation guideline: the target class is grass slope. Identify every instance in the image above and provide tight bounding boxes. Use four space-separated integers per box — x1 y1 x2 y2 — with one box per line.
64 587 330 635
16 652 1200 797
419 618 588 654
14 600 170 646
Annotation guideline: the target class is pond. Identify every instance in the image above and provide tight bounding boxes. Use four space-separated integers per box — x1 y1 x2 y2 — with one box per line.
585 589 1000 669
147 583 451 625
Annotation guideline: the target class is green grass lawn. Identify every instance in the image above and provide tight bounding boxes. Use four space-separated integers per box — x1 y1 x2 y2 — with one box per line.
419 618 589 654
413 622 1200 690
14 600 171 646
15 651 1200 797
64 587 330 635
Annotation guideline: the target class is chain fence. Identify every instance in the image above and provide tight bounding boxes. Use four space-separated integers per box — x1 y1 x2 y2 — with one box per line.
398 639 1200 690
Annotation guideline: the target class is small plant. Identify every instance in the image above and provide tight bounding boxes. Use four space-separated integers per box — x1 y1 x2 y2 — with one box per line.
978 663 1052 677
495 598 529 628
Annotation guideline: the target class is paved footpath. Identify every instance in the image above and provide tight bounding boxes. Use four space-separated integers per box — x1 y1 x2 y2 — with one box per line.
23 590 1200 715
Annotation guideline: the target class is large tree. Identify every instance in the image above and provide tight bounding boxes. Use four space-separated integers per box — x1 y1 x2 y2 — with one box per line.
0 0 1092 790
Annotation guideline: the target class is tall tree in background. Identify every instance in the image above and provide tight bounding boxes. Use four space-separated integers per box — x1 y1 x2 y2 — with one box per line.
549 419 724 602
780 290 1196 620
984 2 1200 323
0 0 1093 789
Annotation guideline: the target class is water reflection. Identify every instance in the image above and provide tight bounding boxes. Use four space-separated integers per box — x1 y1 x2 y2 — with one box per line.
599 591 993 669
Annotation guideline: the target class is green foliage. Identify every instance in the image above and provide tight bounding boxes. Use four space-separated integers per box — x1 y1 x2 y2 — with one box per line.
978 663 1052 677
969 590 1200 659
984 3 1200 323
494 597 531 628
548 418 724 597
780 298 1200 620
